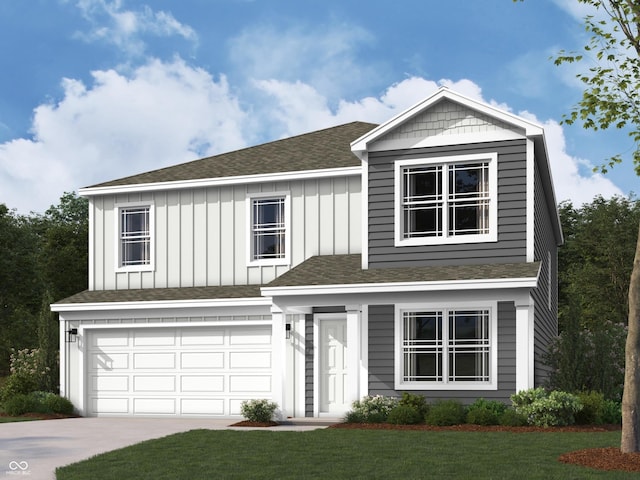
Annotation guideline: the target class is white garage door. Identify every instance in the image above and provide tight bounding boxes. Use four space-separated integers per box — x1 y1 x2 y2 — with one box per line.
86 325 272 417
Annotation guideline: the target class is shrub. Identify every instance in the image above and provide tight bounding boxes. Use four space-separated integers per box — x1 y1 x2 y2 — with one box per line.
2 391 75 416
0 348 51 403
387 404 423 425
343 410 365 423
466 398 506 425
348 395 398 423
575 391 605 425
240 399 278 423
43 393 74 415
498 408 528 427
398 392 429 418
602 400 622 425
425 400 465 426
3 394 37 416
511 388 582 427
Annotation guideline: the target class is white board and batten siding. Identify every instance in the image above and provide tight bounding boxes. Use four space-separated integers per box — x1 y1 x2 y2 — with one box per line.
89 176 361 290
86 325 272 417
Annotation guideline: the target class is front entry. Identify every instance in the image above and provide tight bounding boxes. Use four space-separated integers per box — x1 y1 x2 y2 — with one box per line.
318 316 348 415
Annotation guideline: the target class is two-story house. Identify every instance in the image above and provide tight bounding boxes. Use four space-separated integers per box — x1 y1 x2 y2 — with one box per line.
52 87 562 418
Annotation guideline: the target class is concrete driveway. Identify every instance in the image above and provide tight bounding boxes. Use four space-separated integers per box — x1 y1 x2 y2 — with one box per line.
0 417 332 480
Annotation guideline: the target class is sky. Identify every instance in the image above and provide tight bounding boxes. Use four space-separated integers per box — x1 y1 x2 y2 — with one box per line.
0 0 637 215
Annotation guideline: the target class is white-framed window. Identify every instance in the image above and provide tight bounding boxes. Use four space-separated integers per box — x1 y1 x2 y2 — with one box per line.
116 203 154 272
395 153 498 246
395 302 497 390
247 192 290 265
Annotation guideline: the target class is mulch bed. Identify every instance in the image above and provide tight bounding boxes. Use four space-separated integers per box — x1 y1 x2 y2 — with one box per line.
229 420 280 427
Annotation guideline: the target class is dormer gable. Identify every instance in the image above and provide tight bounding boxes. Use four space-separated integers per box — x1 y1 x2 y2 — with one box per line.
351 87 543 156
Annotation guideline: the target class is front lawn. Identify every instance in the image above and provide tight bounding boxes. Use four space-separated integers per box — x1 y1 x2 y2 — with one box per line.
56 428 632 479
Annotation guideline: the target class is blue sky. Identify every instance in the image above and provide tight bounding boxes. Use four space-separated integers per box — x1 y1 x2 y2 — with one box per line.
0 0 635 214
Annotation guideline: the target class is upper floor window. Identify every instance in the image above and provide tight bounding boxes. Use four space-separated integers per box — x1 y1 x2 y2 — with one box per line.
395 153 497 246
248 193 290 264
117 204 154 271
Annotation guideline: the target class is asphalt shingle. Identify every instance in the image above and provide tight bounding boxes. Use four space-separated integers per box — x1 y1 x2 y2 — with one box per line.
87 122 377 188
266 254 540 287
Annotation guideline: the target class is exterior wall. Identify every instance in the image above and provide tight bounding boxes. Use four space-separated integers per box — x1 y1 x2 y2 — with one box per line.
367 302 517 404
367 139 528 268
531 160 559 385
89 175 361 290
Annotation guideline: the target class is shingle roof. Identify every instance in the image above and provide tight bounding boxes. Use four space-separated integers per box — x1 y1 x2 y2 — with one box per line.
266 254 540 287
54 285 264 305
88 121 377 188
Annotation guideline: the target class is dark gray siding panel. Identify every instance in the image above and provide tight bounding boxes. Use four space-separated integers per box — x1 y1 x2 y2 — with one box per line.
305 314 314 417
367 140 528 268
368 302 516 404
531 161 559 386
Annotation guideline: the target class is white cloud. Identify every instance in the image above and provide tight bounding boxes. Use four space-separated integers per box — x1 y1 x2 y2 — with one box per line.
0 58 246 213
73 0 198 56
518 111 623 205
0 62 624 214
229 22 380 99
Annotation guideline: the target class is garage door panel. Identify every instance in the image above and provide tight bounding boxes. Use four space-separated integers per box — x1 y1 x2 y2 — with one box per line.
181 375 224 392
181 398 225 415
133 352 175 369
92 331 129 347
133 329 176 346
134 398 176 415
229 351 271 369
91 353 129 370
181 329 224 346
229 328 271 345
181 352 224 369
92 398 129 414
87 325 273 417
133 375 176 392
92 375 129 392
229 375 271 392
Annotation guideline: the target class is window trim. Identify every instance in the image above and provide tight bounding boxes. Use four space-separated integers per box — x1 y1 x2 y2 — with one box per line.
246 191 291 266
114 202 155 273
394 153 498 246
394 301 498 391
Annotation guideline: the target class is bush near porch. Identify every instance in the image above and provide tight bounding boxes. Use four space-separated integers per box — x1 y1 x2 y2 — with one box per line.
343 389 621 428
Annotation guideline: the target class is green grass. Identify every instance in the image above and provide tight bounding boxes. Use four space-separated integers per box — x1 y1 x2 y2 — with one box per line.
55 428 635 480
0 415 43 423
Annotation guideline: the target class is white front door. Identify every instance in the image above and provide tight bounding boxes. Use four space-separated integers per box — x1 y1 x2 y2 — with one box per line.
319 317 348 415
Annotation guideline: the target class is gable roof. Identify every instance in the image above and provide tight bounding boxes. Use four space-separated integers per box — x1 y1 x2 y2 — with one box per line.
350 87 544 156
81 121 376 194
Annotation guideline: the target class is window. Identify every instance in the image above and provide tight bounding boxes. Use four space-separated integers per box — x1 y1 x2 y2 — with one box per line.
396 303 497 390
395 153 497 245
249 194 289 263
117 205 153 270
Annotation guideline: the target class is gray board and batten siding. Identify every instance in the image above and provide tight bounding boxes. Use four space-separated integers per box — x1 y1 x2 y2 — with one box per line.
367 139 528 269
367 302 517 404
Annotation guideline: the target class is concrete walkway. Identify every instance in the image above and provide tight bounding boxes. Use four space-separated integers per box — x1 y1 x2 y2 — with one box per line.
0 417 336 480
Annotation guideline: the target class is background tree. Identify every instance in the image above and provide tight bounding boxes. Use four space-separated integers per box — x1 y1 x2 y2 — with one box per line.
551 0 640 453
0 193 88 382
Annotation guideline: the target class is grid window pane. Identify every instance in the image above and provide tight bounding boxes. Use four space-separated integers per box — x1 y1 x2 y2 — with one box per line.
402 166 443 238
447 310 490 382
448 163 490 236
120 207 151 266
402 311 443 382
252 197 285 260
